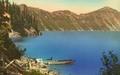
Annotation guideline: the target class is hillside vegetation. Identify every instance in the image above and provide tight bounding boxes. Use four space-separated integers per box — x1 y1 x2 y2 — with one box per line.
0 0 22 61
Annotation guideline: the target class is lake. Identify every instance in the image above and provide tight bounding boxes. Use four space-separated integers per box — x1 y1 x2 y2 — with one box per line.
15 31 120 75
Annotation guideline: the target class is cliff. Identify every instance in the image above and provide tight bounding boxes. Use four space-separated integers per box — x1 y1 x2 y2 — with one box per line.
9 4 120 36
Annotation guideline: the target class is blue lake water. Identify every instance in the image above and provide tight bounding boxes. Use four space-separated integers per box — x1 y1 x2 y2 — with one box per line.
15 32 120 75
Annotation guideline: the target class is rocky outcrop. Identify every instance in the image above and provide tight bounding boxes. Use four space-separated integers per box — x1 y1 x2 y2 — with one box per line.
9 30 21 39
24 27 38 36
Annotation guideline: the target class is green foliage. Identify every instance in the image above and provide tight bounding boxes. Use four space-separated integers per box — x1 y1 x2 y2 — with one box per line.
0 0 24 60
0 30 23 60
1 0 42 33
101 51 120 75
8 3 39 36
101 51 119 69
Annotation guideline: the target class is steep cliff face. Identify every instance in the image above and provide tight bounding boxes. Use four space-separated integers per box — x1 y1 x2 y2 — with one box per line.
10 5 120 35
18 5 81 31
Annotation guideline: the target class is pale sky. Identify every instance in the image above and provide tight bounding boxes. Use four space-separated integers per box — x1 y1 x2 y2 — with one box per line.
9 0 120 14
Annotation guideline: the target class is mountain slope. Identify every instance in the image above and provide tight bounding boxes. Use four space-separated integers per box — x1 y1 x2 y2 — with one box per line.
78 7 120 31
9 5 120 36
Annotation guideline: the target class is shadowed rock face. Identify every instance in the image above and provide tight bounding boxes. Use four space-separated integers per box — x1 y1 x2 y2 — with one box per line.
13 5 120 33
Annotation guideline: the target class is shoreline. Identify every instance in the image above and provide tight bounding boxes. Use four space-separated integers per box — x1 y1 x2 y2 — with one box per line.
17 56 59 75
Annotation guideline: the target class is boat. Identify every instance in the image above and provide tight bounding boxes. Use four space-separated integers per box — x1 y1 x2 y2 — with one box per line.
45 59 74 65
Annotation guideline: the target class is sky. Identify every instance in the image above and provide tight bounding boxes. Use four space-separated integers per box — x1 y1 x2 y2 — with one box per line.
9 0 120 14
